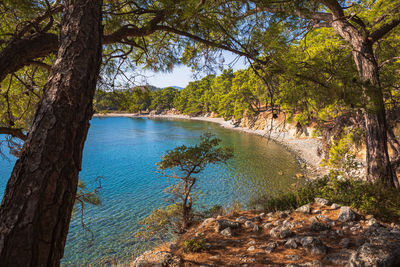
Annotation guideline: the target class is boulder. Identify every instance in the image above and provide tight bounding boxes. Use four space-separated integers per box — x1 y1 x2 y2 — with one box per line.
280 229 294 239
215 219 240 232
270 226 281 238
284 239 298 249
263 222 273 229
220 227 233 237
200 218 216 228
236 216 248 223
331 203 340 209
348 241 400 267
310 221 329 232
323 249 354 266
250 216 262 222
252 224 261 232
244 220 253 228
296 204 311 214
338 206 357 222
265 242 278 253
133 251 183 267
285 254 301 261
301 236 327 255
315 198 330 206
247 246 256 251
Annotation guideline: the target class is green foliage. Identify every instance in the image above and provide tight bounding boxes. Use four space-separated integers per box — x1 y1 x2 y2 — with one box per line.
157 133 233 231
203 204 224 218
252 175 400 221
157 132 233 173
136 203 182 240
321 128 363 174
150 87 179 111
183 236 207 253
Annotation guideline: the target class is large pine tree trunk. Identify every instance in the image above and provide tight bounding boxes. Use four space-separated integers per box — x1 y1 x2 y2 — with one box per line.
0 0 102 265
352 41 399 188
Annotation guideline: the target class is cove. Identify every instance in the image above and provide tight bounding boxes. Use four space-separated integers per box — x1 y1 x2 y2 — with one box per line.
0 117 301 265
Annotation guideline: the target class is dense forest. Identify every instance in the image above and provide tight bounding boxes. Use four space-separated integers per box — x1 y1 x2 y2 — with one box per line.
0 0 399 265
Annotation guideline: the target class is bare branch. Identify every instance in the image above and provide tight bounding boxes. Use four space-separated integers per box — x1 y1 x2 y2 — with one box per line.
0 127 27 141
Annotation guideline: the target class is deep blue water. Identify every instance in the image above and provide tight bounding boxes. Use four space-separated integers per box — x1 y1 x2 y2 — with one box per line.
0 117 301 265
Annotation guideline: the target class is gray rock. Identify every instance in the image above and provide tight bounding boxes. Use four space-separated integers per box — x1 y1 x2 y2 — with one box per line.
301 236 327 255
215 219 240 232
236 216 248 223
220 227 233 237
253 224 261 232
283 219 294 229
296 204 311 214
284 239 298 249
247 246 256 251
310 221 329 232
301 260 324 267
331 203 340 209
337 206 357 222
348 241 400 267
250 216 262 222
286 254 301 261
244 220 253 228
133 251 182 267
265 242 278 253
248 240 256 246
270 226 281 238
339 238 351 248
366 217 379 226
273 220 281 226
263 222 273 229
280 229 294 239
315 197 330 205
200 218 216 229
323 249 354 265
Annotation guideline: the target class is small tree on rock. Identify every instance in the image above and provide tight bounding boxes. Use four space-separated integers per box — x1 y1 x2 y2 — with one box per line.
157 133 233 232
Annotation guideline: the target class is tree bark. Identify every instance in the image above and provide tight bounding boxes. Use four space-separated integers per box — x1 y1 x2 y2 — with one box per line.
353 41 399 188
326 3 399 188
0 0 102 266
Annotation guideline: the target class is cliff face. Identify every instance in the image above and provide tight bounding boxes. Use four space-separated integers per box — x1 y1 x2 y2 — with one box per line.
133 199 400 267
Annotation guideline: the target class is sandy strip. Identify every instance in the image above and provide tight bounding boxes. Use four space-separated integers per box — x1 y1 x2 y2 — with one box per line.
94 113 328 178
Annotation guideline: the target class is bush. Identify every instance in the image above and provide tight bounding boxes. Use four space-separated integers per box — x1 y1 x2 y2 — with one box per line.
183 236 207 253
251 174 400 221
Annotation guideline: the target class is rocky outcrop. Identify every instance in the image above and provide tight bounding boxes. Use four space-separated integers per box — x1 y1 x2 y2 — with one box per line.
132 251 182 267
133 201 400 266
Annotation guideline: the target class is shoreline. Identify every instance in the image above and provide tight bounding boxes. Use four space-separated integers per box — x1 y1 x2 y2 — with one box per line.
94 113 328 178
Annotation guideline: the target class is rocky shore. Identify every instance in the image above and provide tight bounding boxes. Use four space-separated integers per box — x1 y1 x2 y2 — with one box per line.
132 198 400 266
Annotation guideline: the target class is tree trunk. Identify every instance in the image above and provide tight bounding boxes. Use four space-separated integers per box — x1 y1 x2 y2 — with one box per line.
0 0 102 266
352 41 399 188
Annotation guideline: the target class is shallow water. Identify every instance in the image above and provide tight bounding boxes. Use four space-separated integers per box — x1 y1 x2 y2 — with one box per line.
0 117 301 265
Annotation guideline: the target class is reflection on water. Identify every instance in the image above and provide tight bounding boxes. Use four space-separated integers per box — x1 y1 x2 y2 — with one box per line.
0 117 301 265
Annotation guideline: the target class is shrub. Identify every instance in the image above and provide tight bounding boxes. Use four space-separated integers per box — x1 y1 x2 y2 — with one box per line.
184 236 207 253
251 174 400 221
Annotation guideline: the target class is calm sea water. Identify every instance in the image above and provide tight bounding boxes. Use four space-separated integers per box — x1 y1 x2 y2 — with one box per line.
0 117 301 265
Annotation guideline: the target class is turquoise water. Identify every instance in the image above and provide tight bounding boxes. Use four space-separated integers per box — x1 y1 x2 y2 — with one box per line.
0 117 301 265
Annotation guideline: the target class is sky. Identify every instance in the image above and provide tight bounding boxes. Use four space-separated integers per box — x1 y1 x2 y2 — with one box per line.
139 52 249 88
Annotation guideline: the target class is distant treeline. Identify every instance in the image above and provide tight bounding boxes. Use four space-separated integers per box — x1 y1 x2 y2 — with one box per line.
94 68 281 120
